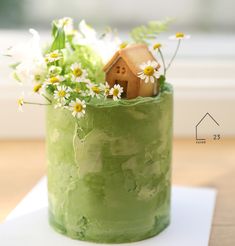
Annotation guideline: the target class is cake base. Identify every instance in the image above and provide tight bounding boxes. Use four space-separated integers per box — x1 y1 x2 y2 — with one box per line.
46 84 173 244
49 210 170 244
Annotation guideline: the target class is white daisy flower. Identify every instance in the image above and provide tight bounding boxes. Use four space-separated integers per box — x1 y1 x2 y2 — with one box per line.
69 98 86 118
48 65 62 76
70 63 90 83
87 83 102 98
14 59 46 86
137 60 160 83
17 93 24 112
169 32 191 40
57 17 74 35
100 82 110 98
31 64 46 84
71 87 87 97
54 85 71 107
45 75 65 85
45 50 63 63
109 84 123 101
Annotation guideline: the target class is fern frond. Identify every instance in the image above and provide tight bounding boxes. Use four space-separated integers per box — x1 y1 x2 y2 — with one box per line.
130 18 172 44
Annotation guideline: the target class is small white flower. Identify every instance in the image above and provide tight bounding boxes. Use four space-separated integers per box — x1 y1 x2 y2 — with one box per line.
69 98 86 118
13 62 41 85
17 93 24 112
100 82 110 98
45 50 63 63
54 85 71 107
72 87 88 97
48 65 62 76
169 32 191 40
14 58 46 85
87 83 102 98
31 62 47 83
137 60 160 83
45 75 65 85
70 63 90 83
57 17 74 35
109 84 123 101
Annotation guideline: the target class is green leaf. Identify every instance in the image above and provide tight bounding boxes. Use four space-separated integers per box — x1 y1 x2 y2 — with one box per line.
12 72 21 83
130 19 172 44
51 21 58 37
51 27 65 51
63 44 105 83
9 62 20 69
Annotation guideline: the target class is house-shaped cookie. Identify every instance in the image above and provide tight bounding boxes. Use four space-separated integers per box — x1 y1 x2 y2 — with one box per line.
103 44 160 99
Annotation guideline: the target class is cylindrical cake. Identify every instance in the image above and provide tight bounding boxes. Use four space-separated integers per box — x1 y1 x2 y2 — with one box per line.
46 84 173 243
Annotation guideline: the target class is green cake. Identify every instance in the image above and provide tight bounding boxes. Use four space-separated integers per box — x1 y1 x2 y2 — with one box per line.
9 17 189 244
46 84 173 243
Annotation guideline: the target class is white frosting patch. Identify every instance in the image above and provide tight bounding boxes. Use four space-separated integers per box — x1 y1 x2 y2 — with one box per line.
74 129 108 178
50 128 60 143
110 136 140 156
137 186 158 200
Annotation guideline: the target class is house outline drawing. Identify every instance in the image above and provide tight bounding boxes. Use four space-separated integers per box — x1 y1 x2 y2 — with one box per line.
195 112 220 141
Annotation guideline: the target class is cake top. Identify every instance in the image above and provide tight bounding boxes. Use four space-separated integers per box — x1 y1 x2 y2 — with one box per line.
6 17 190 119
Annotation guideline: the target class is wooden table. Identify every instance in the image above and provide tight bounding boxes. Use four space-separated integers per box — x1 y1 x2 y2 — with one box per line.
0 139 234 245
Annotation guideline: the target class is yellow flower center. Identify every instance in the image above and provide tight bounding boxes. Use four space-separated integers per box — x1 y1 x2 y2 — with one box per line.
113 88 119 97
105 88 110 96
92 86 100 94
34 74 41 81
50 77 60 84
75 87 80 93
144 66 154 76
58 90 66 97
119 42 128 49
176 32 185 38
63 19 70 26
74 103 83 112
17 98 24 106
33 83 42 93
73 68 83 77
50 53 59 58
153 43 162 50
70 29 78 36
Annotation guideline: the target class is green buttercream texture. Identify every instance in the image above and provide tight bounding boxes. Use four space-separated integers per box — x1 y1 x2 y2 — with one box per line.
46 84 173 243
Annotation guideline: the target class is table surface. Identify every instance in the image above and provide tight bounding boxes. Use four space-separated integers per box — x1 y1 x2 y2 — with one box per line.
0 138 234 246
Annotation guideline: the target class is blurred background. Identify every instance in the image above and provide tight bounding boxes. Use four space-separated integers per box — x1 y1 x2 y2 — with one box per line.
1 0 235 31
0 0 235 138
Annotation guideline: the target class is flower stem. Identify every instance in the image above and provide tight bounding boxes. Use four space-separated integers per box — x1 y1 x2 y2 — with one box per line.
24 101 51 106
166 39 181 71
158 48 166 76
41 93 52 103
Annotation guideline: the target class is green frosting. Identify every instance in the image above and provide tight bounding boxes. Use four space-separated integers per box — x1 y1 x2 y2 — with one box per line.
46 84 173 243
